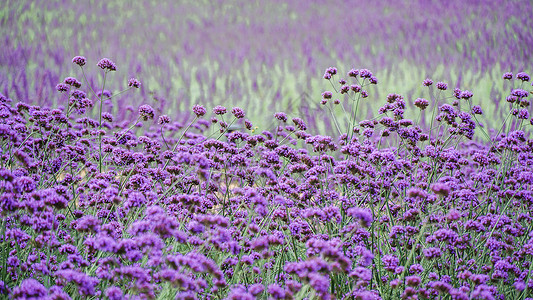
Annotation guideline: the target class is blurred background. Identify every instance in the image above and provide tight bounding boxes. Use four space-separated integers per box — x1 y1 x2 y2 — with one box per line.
1 0 532 134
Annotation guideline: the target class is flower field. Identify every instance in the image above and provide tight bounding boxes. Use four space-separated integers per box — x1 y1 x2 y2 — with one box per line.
1 1 533 299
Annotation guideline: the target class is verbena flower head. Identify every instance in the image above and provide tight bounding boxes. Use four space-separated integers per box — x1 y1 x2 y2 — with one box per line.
213 105 227 115
64 77 82 88
97 58 117 71
292 117 307 131
502 72 513 80
516 72 530 81
324 67 337 79
193 104 207 117
127 78 141 88
322 91 333 99
414 98 429 110
157 115 170 124
436 82 448 90
423 78 433 86
274 112 287 122
138 104 155 120
460 90 473 100
56 83 69 92
72 55 86 67
232 107 245 119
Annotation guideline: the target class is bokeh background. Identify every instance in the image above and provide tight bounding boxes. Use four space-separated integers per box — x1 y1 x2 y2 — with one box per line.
1 0 532 134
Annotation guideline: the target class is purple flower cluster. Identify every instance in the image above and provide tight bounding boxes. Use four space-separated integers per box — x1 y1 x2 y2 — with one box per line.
1 57 533 299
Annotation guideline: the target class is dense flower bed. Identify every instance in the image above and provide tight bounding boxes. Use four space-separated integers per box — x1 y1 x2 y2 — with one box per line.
1 58 533 299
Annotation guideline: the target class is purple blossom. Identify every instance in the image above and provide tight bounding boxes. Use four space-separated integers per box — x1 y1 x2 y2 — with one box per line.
72 55 86 66
138 104 155 120
12 279 47 299
128 78 141 88
231 107 245 119
97 58 117 71
193 104 207 117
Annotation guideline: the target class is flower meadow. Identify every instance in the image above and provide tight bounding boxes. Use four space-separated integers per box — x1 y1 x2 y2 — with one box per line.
2 0 533 133
1 54 533 300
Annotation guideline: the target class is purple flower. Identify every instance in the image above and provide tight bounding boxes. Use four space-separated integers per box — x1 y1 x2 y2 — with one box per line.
267 284 286 299
324 67 337 80
431 182 450 197
322 91 333 99
460 90 473 99
349 267 372 281
158 115 171 124
436 82 448 90
64 77 82 88
414 98 429 110
502 72 513 80
56 83 69 92
138 104 155 120
471 105 483 115
274 112 287 122
406 275 421 286
72 55 86 66
516 72 530 81
213 105 227 115
193 104 207 117
105 286 123 300
97 58 117 71
248 283 264 296
382 254 399 272
511 89 528 98
75 215 101 233
292 118 307 131
309 273 330 295
232 107 245 119
128 78 141 88
12 279 47 299
347 207 373 227
423 78 433 86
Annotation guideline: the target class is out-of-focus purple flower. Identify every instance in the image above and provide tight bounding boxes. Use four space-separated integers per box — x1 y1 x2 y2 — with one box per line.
406 275 421 286
105 286 123 300
248 283 264 296
267 284 286 299
347 207 373 227
12 279 47 299
431 182 450 197
423 78 433 86
74 215 100 233
97 58 117 71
